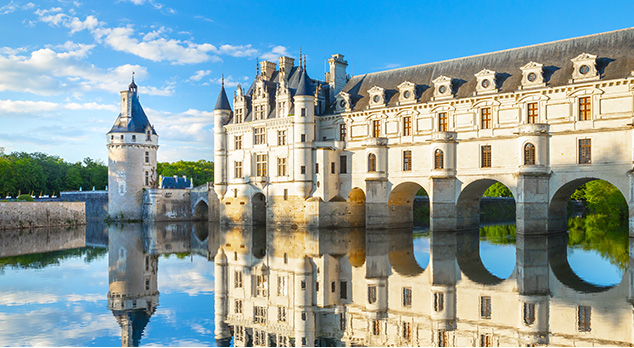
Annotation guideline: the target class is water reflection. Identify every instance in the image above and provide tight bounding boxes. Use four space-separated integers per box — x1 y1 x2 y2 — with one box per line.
0 219 632 346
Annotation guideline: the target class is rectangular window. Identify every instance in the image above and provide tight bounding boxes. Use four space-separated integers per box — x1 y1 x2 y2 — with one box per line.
300 166 306 174
254 306 267 324
331 162 335 174
235 135 242 150
254 127 265 145
403 150 412 171
438 331 448 347
340 281 347 299
372 120 381 137
277 276 288 296
145 171 149 186
145 151 149 163
256 274 267 297
481 145 492 168
402 287 412 307
277 157 287 176
339 155 347 174
339 124 346 141
434 292 444 312
301 134 306 142
579 139 591 164
523 302 535 325
277 130 286 145
339 313 346 331
283 189 288 200
316 281 320 292
301 107 306 117
236 109 243 123
372 320 381 336
234 161 243 178
234 271 242 288
402 322 411 341
527 102 538 123
403 116 411 136
578 305 591 332
315 163 319 173
301 280 306 290
480 334 492 347
579 96 591 121
256 154 267 176
480 296 492 319
438 112 447 131
132 135 136 142
146 131 151 141
331 281 336 293
481 107 491 129
368 285 377 304
277 306 287 322
235 299 243 314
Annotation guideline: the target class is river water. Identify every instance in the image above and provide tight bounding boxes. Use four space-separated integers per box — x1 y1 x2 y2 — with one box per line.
0 217 629 346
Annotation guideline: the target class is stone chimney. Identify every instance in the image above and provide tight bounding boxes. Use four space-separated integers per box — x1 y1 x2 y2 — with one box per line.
259 61 277 80
326 54 348 100
279 56 294 75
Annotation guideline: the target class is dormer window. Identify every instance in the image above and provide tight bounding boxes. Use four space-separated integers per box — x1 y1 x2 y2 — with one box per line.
474 69 497 95
146 130 151 141
335 91 351 113
570 53 599 83
432 75 453 99
397 81 416 104
131 135 136 142
368 86 385 108
520 62 545 89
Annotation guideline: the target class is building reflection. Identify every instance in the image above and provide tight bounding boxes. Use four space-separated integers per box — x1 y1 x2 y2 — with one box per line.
213 225 634 347
106 221 210 347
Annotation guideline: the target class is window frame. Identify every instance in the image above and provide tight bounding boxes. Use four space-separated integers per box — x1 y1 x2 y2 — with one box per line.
527 102 538 123
403 150 412 171
372 120 381 138
438 112 447 131
579 96 591 121
481 145 492 168
434 149 444 169
368 153 377 172
256 154 267 176
254 127 265 145
235 135 242 150
578 138 591 164
234 161 243 178
481 107 492 129
402 116 412 136
524 143 536 165
277 157 287 177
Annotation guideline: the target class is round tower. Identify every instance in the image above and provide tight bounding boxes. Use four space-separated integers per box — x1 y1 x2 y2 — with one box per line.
107 77 158 221
293 68 315 199
213 80 232 200
214 248 231 343
294 256 315 347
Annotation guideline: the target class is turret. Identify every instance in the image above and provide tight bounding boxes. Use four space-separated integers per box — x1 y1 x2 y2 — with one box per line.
294 256 315 347
293 68 315 199
213 80 232 200
214 248 231 344
107 76 158 221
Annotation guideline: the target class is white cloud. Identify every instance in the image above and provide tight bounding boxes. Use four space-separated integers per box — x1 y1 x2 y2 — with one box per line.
188 70 211 82
93 26 220 65
260 45 290 61
0 1 34 15
35 7 100 34
119 0 175 14
206 75 241 88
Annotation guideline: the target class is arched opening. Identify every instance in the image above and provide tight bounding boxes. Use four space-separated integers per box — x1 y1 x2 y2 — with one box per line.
388 228 425 276
387 182 429 229
252 192 266 226
456 230 514 284
549 178 628 287
456 179 515 231
523 143 535 165
193 200 209 220
348 187 366 227
434 149 444 169
367 153 376 172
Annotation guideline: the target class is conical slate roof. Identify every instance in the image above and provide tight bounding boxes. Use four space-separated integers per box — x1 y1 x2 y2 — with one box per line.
295 68 314 96
214 84 232 111
107 91 156 135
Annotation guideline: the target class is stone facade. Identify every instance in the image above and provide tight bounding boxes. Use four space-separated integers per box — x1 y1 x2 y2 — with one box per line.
0 201 85 229
214 28 634 234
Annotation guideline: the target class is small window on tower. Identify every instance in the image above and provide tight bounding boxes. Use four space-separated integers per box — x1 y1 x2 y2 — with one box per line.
120 135 124 140
111 135 114 140
132 135 136 142
146 130 151 141
145 152 149 164
145 171 149 186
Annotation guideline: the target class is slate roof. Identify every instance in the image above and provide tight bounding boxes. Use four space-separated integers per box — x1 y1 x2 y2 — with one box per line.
340 27 634 112
108 89 157 135
161 176 191 189
234 66 323 123
295 67 314 96
214 84 232 111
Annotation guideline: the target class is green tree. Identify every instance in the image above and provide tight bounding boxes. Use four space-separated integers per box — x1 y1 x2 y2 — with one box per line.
157 160 214 186
483 182 513 197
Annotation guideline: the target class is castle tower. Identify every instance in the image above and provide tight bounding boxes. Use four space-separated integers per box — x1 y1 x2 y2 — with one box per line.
213 81 232 200
107 224 159 347
107 77 158 220
293 68 315 199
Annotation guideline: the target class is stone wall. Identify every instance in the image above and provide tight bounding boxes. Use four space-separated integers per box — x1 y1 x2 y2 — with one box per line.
142 188 193 221
60 191 108 221
0 225 86 257
0 202 85 229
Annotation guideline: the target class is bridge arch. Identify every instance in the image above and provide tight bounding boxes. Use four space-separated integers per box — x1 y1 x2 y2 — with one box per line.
456 177 516 231
456 230 514 285
387 181 430 228
193 199 208 220
388 228 425 276
548 175 629 233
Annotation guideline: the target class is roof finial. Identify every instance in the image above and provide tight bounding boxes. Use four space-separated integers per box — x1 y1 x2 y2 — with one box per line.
221 73 224 87
256 57 260 76
304 54 307 69
299 47 302 68
132 71 135 83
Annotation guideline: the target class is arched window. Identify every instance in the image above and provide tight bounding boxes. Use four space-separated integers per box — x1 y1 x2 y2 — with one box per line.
368 153 377 172
524 143 536 165
434 149 444 169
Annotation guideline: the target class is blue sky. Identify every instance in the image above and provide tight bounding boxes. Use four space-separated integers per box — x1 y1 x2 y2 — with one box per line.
1 0 634 163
